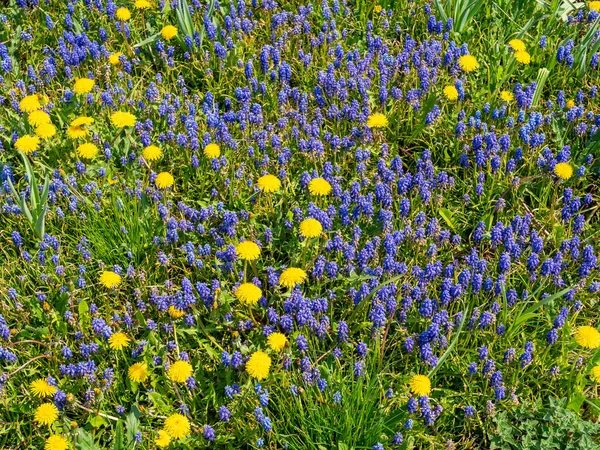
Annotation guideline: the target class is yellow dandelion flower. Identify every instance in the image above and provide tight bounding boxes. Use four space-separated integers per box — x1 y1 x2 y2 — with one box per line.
34 402 59 426
99 270 122 288
246 351 271 380
15 135 40 154
235 282 262 305
299 218 322 238
155 430 171 448
116 7 131 20
168 305 186 318
110 111 137 128
77 143 99 159
366 112 388 128
590 1 600 12
142 145 162 161
168 360 193 383
73 78 95 94
592 365 600 382
71 116 94 127
374 4 382 13
279 267 307 288
155 172 174 188
409 374 431 396
514 50 531 64
28 110 51 127
458 54 479 72
308 177 332 196
68 116 94 138
553 162 573 180
128 362 149 383
30 379 57 398
236 241 261 261
108 332 131 350
163 414 191 439
203 143 221 158
500 91 514 102
135 0 152 8
109 52 123 65
257 174 281 192
268 332 288 351
45 435 69 450
508 39 526 52
443 85 459 101
161 25 178 41
35 123 57 139
574 326 600 349
566 99 575 109
19 94 42 113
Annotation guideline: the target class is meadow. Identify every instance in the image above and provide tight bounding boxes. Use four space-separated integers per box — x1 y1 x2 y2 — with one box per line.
1 0 600 448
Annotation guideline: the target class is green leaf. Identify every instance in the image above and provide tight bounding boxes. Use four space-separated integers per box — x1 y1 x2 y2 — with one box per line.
76 429 99 450
439 207 456 232
78 300 89 317
114 420 124 450
87 414 109 428
125 407 141 444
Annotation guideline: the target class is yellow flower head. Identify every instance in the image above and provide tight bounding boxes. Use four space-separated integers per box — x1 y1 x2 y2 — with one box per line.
77 143 99 159
514 50 531 64
268 332 288 351
443 85 459 101
45 435 69 450
553 162 573 180
34 402 59 426
19 94 42 113
299 218 323 238
168 305 186 318
500 91 514 102
73 78 95 94
128 362 149 383
99 270 122 288
235 282 263 305
508 39 526 52
155 430 172 448
72 116 95 127
155 172 174 189
30 379 57 398
458 54 479 72
590 1 600 12
257 174 281 192
108 332 131 350
28 110 51 127
203 143 221 158
35 123 57 139
366 112 388 128
161 25 178 41
109 52 123 65
246 351 271 380
575 326 600 349
308 177 332 196
374 4 382 13
68 116 94 138
164 414 191 439
143 145 162 161
592 365 600 382
409 374 431 396
279 267 307 288
236 241 261 261
168 360 193 383
110 111 136 128
135 0 152 8
116 7 131 20
15 135 40 154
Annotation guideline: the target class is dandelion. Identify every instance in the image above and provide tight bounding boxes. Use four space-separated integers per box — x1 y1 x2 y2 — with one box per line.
308 177 332 196
109 52 123 65
203 143 220 158
235 282 262 305
164 414 191 439
443 85 459 101
566 99 575 109
246 351 271 380
168 306 186 318
155 172 174 188
135 0 152 8
35 123 57 139
458 54 479 72
45 435 69 450
508 39 526 52
161 25 178 41
500 91 514 102
374 4 382 12
257 174 281 192
299 218 322 238
142 145 162 161
19 94 42 113
236 241 261 261
514 50 531 64
28 110 51 127
592 365 600 382
155 430 171 448
128 362 149 383
77 143 99 159
409 374 431 396
34 403 59 426
15 135 40 154
68 116 94 138
168 360 193 383
30 379 57 398
268 332 288 351
108 332 131 350
366 112 388 128
73 78 95 94
279 267 307 288
99 271 122 288
590 1 600 12
574 326 600 349
110 111 137 128
554 162 573 180
116 7 131 20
